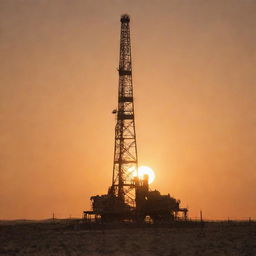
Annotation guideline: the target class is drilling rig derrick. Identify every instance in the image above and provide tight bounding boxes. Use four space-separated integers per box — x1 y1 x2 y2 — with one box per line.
111 14 138 207
84 14 188 223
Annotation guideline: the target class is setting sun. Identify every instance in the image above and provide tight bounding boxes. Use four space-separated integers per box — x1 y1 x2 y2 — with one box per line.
129 166 156 184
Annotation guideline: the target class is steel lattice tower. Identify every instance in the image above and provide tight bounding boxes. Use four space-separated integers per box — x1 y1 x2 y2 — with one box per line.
84 14 188 223
111 14 138 205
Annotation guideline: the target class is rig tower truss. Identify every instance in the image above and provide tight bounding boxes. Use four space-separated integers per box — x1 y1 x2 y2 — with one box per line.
112 14 138 206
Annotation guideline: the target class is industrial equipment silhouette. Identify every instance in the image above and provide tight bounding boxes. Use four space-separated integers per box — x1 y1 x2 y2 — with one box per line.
84 14 187 222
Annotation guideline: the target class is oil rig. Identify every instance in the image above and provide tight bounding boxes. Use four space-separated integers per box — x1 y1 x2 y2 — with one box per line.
84 14 188 223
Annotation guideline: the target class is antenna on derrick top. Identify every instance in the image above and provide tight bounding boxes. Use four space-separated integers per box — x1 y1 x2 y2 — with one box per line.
120 14 130 23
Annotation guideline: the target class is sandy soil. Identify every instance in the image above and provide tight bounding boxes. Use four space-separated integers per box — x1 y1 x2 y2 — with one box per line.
0 221 255 256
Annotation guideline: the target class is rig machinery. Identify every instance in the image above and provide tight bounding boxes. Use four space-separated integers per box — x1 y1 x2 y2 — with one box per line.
84 14 188 223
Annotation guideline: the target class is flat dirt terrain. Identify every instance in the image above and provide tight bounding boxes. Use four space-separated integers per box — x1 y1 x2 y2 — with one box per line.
0 221 255 256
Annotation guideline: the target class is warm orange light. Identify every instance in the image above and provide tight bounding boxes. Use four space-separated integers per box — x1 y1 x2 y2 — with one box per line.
129 166 156 184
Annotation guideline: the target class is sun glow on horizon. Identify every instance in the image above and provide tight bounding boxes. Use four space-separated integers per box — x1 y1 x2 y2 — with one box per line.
129 166 156 184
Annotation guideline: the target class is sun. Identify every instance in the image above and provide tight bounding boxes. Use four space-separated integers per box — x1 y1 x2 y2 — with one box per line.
129 166 155 184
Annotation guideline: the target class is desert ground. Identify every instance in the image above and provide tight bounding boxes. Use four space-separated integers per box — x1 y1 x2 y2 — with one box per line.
0 220 255 256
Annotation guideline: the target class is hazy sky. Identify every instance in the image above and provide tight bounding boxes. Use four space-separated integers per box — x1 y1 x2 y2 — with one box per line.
1 0 256 220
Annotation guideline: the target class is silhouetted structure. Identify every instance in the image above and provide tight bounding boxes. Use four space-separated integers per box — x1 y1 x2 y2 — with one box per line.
112 14 138 206
84 14 188 223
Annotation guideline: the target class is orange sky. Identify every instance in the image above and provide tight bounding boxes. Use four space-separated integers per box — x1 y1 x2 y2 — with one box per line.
1 0 256 220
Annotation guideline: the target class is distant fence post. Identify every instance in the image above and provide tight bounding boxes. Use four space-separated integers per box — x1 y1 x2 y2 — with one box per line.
200 210 205 228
